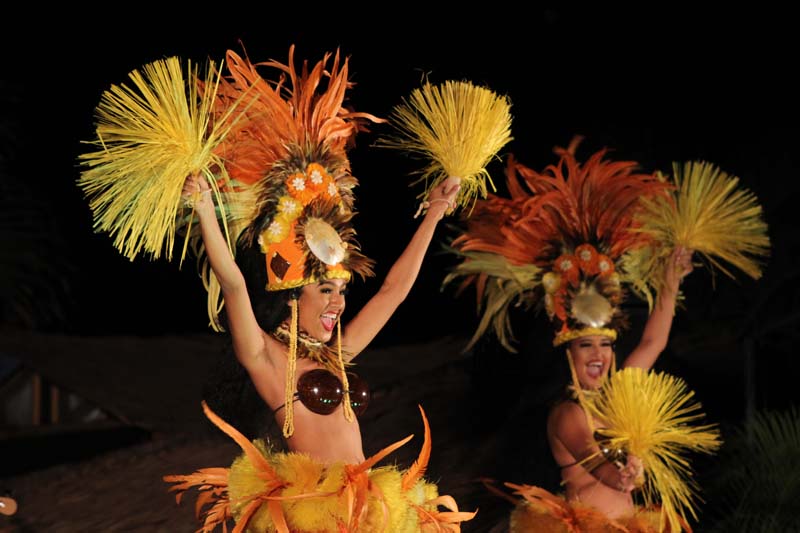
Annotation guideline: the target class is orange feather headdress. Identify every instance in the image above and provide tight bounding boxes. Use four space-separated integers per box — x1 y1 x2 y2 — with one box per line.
445 134 770 352
189 45 385 437
444 136 672 351
194 44 380 299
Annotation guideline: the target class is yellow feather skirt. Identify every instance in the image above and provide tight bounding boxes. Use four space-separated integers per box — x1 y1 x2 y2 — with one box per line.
508 485 686 533
165 402 474 532
229 440 442 532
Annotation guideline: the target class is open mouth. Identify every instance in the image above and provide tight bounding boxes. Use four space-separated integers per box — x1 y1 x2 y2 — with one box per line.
320 312 338 332
586 361 604 379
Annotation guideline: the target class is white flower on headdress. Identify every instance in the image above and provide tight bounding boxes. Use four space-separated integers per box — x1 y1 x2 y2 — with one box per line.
266 221 284 239
579 248 593 261
260 217 291 249
291 175 307 191
309 167 324 185
328 182 338 197
542 272 561 294
598 258 612 273
278 196 302 219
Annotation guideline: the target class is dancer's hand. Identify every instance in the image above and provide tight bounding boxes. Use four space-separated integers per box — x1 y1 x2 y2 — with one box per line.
182 174 213 212
422 176 462 220
618 454 645 492
665 245 694 293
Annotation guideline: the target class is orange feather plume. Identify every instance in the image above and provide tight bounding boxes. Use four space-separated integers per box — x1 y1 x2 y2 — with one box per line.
402 404 433 491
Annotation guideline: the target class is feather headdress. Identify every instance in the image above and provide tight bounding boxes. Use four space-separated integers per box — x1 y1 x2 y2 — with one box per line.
445 136 672 351
445 136 770 351
197 45 381 300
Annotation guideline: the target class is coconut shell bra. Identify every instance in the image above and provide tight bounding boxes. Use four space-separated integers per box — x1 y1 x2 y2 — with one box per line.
273 368 370 416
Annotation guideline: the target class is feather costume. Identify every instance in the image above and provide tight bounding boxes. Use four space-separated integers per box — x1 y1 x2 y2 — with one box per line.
445 136 768 530
164 402 476 533
78 45 384 438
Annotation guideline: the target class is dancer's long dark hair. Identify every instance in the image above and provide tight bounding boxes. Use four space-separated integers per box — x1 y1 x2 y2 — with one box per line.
201 242 300 441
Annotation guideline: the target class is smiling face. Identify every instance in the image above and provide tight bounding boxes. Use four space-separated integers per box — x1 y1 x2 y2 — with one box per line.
295 279 348 342
568 335 614 390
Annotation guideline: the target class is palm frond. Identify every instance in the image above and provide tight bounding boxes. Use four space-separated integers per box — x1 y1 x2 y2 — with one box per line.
703 407 800 533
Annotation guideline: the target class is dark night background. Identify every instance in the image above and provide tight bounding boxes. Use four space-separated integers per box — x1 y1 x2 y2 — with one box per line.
1 5 798 532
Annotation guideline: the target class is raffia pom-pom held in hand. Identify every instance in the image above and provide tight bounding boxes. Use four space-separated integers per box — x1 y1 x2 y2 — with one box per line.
413 176 462 218
376 80 512 215
580 366 722 532
635 160 770 296
181 174 213 209
76 56 235 263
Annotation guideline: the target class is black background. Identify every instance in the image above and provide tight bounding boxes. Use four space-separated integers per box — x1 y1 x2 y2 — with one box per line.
2 5 797 414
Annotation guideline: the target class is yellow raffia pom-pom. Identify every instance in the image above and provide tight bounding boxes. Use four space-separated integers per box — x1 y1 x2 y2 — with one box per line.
77 56 240 262
378 79 513 211
581 367 722 533
635 161 770 294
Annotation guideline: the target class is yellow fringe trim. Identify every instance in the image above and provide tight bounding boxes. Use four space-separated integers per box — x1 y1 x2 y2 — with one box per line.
337 319 354 422
266 270 352 292
554 327 617 347
283 298 299 438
